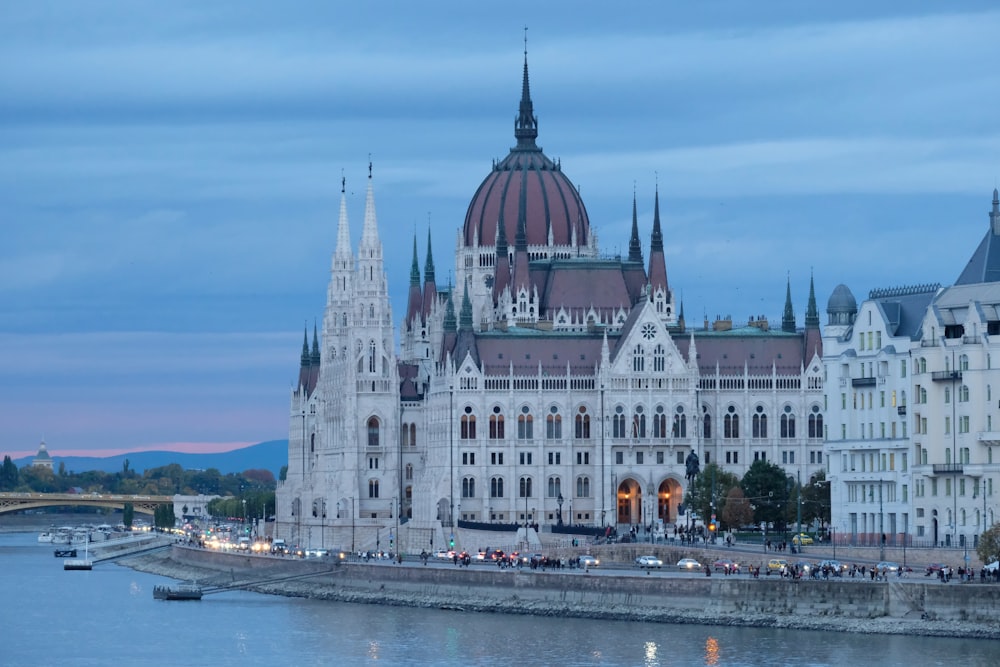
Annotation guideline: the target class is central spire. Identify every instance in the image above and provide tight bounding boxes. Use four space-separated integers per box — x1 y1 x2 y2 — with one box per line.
514 29 538 149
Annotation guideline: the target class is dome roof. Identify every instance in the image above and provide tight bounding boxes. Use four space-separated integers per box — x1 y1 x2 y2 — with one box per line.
462 56 590 249
827 284 857 314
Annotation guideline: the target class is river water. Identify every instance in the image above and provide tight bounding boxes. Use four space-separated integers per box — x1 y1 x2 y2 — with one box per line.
2 532 998 666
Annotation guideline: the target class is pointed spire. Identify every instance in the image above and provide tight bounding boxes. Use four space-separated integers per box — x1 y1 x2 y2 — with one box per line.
360 158 380 249
311 323 321 365
459 280 474 331
650 183 663 253
496 213 509 256
300 325 310 367
628 189 643 263
782 276 796 333
805 271 820 328
443 287 457 333
334 174 352 264
991 187 1000 235
514 29 539 149
424 227 436 284
409 235 421 286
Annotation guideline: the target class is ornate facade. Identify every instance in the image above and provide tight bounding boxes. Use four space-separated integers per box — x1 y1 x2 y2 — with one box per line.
274 56 826 551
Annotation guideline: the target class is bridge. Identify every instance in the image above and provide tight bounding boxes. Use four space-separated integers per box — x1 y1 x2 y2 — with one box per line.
0 491 172 516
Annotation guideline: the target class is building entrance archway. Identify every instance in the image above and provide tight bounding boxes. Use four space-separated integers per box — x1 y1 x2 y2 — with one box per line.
657 479 681 524
616 478 642 526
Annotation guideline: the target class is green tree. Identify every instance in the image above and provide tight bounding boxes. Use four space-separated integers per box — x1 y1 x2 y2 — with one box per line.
800 470 831 528
683 463 740 524
0 456 18 490
721 486 754 530
740 459 793 530
279 465 288 482
123 502 134 528
977 523 1000 565
153 503 176 529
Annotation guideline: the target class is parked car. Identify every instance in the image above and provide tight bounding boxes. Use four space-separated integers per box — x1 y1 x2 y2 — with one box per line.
817 559 847 575
579 554 600 568
767 558 788 572
635 555 663 568
925 563 947 576
677 558 702 570
791 533 814 545
876 561 901 572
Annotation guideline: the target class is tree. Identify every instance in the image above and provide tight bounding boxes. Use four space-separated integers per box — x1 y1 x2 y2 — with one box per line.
721 486 754 529
740 459 792 530
153 503 176 529
683 462 740 525
0 456 18 490
123 502 134 528
800 470 831 528
977 523 1000 565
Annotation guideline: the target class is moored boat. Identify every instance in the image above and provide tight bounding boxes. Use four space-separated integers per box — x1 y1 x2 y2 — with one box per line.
38 528 55 543
153 584 203 601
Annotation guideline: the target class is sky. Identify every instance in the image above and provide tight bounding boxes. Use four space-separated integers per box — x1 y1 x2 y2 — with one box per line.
2 2 999 459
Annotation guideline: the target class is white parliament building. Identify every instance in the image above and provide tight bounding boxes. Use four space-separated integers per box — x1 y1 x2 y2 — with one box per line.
274 55 999 553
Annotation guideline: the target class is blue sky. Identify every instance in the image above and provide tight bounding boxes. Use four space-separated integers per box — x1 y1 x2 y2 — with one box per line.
2 2 999 458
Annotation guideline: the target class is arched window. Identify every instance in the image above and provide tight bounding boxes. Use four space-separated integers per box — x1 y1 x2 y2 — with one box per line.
461 406 476 439
519 476 532 498
489 406 505 439
310 432 315 452
654 405 667 438
462 476 476 498
673 406 687 438
632 405 646 438
490 476 504 498
724 407 739 439
548 476 561 498
575 406 590 439
368 479 379 498
409 423 416 447
517 406 533 440
632 345 645 372
808 406 823 439
959 385 970 402
405 463 413 481
367 417 380 448
546 406 562 439
653 344 665 373
400 423 410 447
919 357 927 373
703 410 712 439
780 406 795 438
752 406 767 439
368 340 377 373
959 354 969 371
612 406 626 438
576 476 591 497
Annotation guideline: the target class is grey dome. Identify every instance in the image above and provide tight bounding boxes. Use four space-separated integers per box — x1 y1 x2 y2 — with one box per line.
827 284 857 314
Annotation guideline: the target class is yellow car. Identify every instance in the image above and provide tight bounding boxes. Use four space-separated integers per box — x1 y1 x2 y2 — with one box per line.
791 533 814 545
767 558 788 572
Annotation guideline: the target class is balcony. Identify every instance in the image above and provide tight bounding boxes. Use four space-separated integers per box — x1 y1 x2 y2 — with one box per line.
896 405 906 416
851 377 876 387
931 370 962 382
931 463 964 474
977 432 1000 446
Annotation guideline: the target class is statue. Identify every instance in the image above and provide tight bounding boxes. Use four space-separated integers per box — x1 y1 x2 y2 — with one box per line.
685 451 700 483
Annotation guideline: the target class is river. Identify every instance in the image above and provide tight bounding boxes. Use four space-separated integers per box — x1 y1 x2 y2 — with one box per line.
2 532 998 666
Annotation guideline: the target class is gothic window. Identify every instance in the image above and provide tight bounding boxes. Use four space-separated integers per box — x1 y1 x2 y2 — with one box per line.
724 406 739 439
808 406 823 439
752 406 767 439
400 423 409 447
368 479 379 498
641 323 656 340
959 354 969 371
632 405 646 438
703 409 712 439
633 345 645 372
547 476 561 498
546 406 562 439
367 417 380 448
490 476 504 498
654 405 667 438
519 476 532 498
959 385 970 402
517 406 534 439
576 476 590 497
409 423 416 447
780 406 795 438
574 406 590 439
652 344 665 373
368 340 377 373
461 406 476 439
613 406 626 438
673 405 687 438
462 477 476 498
404 464 414 481
489 406 505 439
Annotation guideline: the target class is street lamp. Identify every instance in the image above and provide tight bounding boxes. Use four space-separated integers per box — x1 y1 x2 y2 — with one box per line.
557 493 564 526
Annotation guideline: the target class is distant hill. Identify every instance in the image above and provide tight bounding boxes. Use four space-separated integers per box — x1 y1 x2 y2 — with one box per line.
12 440 288 477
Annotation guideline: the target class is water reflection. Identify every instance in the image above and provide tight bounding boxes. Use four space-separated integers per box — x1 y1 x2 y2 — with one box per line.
644 640 659 666
705 637 720 665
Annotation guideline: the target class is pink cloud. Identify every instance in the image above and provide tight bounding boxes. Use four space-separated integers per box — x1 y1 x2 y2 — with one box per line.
3 441 258 460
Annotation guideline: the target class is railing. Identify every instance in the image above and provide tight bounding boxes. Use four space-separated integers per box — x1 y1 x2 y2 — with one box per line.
897 405 907 416
931 371 962 382
851 377 876 387
932 463 964 474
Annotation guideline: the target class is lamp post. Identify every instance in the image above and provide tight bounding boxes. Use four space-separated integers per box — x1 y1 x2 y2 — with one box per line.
878 480 885 562
557 493 564 526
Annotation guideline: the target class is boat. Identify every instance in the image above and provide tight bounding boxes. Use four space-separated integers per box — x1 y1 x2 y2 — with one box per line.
54 548 78 558
153 584 203 601
38 528 56 543
63 538 92 570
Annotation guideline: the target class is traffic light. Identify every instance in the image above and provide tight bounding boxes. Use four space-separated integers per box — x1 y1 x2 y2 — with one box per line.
449 537 455 548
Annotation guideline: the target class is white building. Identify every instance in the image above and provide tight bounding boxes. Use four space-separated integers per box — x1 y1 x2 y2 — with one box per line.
274 56 827 552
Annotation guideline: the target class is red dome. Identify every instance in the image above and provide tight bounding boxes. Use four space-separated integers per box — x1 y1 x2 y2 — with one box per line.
462 55 591 250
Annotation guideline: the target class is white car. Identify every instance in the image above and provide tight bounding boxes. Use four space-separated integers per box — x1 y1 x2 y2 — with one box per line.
635 555 663 568
677 558 702 570
579 554 600 568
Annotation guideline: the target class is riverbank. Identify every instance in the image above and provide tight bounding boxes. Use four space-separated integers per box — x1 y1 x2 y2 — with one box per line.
121 546 1000 641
